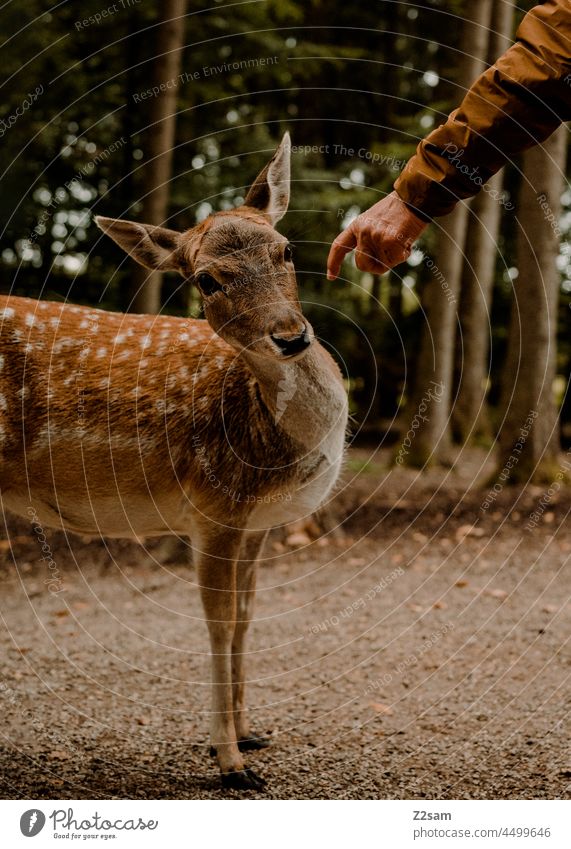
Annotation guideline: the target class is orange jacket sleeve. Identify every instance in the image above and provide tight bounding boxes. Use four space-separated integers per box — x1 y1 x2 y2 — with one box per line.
394 0 571 219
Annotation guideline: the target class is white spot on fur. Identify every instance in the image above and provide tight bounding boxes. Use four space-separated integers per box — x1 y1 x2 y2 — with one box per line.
0 394 7 411
97 347 107 358
99 378 110 388
25 314 36 327
17 386 30 399
0 308 15 321
114 334 127 345
0 356 4 371
141 335 152 350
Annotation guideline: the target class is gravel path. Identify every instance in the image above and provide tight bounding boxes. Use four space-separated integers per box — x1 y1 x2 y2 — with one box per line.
0 448 570 799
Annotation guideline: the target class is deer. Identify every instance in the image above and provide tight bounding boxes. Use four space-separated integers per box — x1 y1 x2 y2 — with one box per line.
0 133 348 790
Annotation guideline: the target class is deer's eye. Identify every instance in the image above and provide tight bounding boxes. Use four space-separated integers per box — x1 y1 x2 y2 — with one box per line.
284 244 293 263
197 272 223 296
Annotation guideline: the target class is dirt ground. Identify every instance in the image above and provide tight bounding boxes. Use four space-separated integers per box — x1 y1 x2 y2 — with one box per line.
0 446 570 800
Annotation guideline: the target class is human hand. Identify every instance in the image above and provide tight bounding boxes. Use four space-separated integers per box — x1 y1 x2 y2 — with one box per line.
326 191 428 280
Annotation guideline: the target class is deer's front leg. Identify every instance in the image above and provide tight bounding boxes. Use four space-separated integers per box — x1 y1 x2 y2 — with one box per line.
233 530 269 749
196 527 266 791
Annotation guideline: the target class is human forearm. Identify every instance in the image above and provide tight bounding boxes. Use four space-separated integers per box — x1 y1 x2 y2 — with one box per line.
394 0 571 218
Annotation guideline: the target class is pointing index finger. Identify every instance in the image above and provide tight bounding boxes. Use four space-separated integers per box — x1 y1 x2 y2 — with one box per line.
327 226 357 280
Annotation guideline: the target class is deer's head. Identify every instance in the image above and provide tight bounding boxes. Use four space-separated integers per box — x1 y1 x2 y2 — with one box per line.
96 133 313 361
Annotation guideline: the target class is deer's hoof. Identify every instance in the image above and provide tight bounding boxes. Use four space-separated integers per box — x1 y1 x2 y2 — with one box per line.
238 734 271 752
210 735 271 757
221 768 267 792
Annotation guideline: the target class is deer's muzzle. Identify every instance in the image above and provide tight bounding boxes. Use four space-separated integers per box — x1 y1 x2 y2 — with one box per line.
270 323 312 358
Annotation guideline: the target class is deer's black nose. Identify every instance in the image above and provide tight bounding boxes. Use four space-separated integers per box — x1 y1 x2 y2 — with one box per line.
271 325 311 357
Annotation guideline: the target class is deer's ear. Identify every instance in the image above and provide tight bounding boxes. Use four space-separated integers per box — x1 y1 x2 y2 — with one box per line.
244 132 291 225
95 216 181 271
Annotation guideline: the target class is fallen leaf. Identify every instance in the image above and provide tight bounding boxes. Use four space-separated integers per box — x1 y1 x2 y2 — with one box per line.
286 518 319 539
433 600 448 609
286 532 311 548
487 589 508 600
348 557 366 567
455 579 469 588
369 702 393 715
456 524 485 540
136 716 150 726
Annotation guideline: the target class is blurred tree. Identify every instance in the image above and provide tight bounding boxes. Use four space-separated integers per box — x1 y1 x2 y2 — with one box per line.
130 0 188 314
452 0 515 445
400 0 494 466
496 125 567 483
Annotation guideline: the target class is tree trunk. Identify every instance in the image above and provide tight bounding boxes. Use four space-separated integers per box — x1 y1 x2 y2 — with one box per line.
495 125 567 484
400 0 493 466
382 269 403 422
130 0 188 314
452 0 515 444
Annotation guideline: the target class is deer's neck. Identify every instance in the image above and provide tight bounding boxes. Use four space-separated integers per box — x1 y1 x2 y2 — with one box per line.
240 343 347 453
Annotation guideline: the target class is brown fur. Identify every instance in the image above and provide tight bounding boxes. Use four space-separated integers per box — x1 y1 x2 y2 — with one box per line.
1 134 348 789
